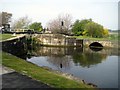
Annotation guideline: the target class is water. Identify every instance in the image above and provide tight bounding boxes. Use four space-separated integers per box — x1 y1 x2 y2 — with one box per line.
26 46 118 88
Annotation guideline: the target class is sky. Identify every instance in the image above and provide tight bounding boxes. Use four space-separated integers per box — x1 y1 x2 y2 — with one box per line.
0 0 119 30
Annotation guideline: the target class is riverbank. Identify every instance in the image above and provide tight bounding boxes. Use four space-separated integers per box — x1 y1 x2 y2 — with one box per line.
2 51 95 89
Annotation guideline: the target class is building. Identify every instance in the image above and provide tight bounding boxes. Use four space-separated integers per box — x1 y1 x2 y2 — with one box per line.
0 12 12 32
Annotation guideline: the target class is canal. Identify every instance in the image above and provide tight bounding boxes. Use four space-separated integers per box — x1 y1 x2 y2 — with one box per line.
2 38 118 88
26 46 118 88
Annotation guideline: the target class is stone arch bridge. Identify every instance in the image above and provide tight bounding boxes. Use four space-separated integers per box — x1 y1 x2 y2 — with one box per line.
31 34 118 48
83 39 117 48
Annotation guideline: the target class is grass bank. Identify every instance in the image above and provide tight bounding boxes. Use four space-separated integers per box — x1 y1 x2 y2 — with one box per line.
2 51 95 89
0 34 16 41
75 36 107 40
75 34 119 41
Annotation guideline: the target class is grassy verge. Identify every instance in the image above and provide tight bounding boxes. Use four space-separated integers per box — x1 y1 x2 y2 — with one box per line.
74 35 119 41
0 34 16 41
2 51 95 89
74 36 107 40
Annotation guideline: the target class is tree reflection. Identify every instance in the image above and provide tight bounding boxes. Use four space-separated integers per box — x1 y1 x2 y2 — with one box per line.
72 52 107 68
47 55 72 69
27 45 118 68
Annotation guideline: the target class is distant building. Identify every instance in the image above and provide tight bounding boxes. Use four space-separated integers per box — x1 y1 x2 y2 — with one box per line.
0 13 2 27
2 12 12 24
0 12 12 32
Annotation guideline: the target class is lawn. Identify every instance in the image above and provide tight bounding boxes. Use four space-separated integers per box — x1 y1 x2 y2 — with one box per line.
0 34 16 41
74 36 107 41
2 51 95 89
74 34 119 41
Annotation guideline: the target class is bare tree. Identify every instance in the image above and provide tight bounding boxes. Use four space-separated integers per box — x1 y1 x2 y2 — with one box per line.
11 16 31 30
47 13 73 34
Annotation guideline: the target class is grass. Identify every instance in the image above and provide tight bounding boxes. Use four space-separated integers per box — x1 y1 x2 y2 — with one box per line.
0 34 16 41
74 34 119 41
74 36 107 41
2 51 95 89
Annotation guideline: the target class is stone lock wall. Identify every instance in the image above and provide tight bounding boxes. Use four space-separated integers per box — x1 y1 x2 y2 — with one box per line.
36 34 83 47
35 34 118 48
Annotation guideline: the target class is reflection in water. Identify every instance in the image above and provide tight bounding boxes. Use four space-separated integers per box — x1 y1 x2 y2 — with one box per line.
28 46 109 68
27 46 118 88
47 55 72 70
89 46 103 52
60 63 62 68
72 49 107 68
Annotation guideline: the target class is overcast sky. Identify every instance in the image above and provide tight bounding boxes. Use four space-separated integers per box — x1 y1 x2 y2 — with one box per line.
0 0 119 30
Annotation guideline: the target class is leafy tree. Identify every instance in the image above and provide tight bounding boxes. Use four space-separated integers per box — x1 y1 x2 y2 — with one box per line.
84 22 104 38
29 22 43 32
71 20 81 35
72 19 92 36
103 28 109 37
72 19 109 38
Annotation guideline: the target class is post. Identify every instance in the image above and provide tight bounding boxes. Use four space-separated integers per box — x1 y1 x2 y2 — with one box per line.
61 21 64 26
61 21 64 34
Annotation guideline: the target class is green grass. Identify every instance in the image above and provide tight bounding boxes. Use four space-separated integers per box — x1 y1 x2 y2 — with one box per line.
74 36 107 41
74 34 119 41
0 34 16 41
108 34 119 41
2 51 95 89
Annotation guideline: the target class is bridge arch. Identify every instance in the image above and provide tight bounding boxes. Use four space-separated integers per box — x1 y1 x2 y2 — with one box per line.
89 42 103 48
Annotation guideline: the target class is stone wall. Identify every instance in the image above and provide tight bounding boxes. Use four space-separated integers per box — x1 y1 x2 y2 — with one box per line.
2 36 27 59
83 39 118 48
35 34 118 48
36 34 83 47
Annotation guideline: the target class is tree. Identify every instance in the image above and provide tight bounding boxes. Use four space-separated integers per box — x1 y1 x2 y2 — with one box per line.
47 13 72 34
84 22 104 38
29 22 43 32
72 19 92 36
11 16 31 30
103 28 109 37
72 19 108 38
71 20 81 36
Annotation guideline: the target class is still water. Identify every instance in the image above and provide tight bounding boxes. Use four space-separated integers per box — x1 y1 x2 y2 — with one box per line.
26 46 118 88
